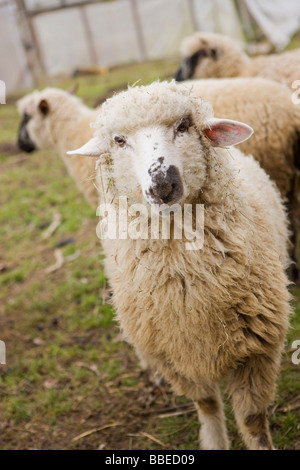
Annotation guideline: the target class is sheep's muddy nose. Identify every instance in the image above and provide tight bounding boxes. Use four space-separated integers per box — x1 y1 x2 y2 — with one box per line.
18 127 36 153
146 165 183 205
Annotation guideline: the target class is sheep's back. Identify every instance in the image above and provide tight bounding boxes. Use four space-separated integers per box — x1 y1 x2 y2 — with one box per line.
241 48 300 88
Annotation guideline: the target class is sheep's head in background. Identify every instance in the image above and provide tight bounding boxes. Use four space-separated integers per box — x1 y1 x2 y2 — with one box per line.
17 91 50 152
16 86 81 153
68 81 253 209
175 32 248 81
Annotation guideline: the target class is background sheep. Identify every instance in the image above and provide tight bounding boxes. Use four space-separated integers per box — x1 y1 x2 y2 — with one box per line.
17 88 99 209
175 31 300 87
185 77 299 199
69 81 291 450
183 77 300 280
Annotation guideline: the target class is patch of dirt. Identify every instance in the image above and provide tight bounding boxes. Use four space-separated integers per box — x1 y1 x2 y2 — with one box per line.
0 142 19 155
0 345 183 450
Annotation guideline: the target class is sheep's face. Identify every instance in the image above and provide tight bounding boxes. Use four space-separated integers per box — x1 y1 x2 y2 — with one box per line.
68 82 253 209
107 116 206 208
17 91 54 152
175 48 221 81
175 33 246 81
17 88 82 153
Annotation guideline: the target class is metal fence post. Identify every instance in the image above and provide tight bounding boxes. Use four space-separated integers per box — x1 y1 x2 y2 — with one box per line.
130 0 147 62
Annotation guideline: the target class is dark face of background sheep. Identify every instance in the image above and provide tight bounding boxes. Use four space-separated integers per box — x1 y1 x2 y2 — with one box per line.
175 48 219 81
174 33 246 81
68 82 252 209
17 112 36 153
174 34 222 82
17 93 52 153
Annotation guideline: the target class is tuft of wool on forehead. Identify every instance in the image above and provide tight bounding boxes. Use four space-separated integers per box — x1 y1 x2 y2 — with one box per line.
91 81 214 135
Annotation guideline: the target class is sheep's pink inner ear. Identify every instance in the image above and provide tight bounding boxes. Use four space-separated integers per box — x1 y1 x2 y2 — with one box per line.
67 137 103 157
204 118 253 147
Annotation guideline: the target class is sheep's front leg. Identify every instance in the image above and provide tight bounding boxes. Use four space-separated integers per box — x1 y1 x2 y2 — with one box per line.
194 384 229 450
227 354 280 450
135 352 229 449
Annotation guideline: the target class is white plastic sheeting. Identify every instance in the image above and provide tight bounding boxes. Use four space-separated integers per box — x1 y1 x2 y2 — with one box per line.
29 0 245 77
85 0 142 66
137 0 194 60
0 2 33 93
24 0 61 10
2 0 300 92
33 8 92 76
244 0 300 49
193 0 245 40
33 0 196 72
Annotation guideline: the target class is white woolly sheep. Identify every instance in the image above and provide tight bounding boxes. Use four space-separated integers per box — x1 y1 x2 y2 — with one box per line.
175 31 300 87
17 81 300 281
17 88 100 209
17 80 300 203
68 81 291 450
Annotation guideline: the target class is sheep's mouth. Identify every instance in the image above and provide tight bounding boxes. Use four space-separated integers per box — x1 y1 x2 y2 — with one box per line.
18 129 36 153
145 185 183 207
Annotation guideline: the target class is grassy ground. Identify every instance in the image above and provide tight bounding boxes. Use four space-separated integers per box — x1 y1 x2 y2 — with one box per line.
0 59 299 450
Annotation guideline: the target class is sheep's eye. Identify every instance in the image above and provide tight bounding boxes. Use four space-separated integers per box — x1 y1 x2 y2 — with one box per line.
114 135 126 147
175 117 190 134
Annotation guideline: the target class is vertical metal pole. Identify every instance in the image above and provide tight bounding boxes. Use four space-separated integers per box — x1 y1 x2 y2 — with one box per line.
80 5 99 66
16 0 47 80
187 0 198 31
234 0 256 42
130 0 147 62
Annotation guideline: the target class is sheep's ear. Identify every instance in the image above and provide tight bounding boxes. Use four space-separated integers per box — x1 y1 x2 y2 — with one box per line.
38 99 49 116
203 118 253 147
210 48 219 59
67 137 103 157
